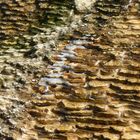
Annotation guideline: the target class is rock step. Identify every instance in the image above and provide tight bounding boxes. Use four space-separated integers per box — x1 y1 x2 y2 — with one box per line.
27 1 140 139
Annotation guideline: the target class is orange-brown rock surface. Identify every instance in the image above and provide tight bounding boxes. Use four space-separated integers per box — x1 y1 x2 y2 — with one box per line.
0 0 140 140
0 0 74 41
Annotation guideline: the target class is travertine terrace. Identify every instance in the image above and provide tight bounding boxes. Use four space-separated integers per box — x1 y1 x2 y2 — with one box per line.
0 0 140 140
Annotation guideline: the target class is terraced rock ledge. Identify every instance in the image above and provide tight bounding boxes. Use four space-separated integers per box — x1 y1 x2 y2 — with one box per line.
0 0 140 140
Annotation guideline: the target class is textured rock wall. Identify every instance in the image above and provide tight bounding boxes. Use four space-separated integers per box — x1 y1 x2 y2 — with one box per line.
26 0 140 139
0 0 140 140
74 0 96 11
0 0 74 44
0 0 36 38
0 0 95 96
0 1 95 139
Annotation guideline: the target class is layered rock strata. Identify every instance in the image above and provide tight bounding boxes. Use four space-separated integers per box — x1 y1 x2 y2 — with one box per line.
0 0 95 139
28 0 140 140
0 0 140 140
0 0 74 41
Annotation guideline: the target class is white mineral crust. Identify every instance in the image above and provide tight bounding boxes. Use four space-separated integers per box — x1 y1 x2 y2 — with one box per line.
75 0 96 11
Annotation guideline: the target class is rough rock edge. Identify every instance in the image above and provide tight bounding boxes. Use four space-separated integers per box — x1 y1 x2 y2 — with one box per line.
0 1 97 139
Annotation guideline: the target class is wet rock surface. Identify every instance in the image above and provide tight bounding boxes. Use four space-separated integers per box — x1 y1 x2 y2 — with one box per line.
0 0 140 140
0 0 80 94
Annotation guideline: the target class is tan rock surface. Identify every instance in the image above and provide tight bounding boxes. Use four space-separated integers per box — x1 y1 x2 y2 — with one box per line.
0 0 140 140
74 0 96 12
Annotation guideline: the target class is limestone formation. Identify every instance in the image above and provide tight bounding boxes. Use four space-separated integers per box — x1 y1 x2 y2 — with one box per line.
0 0 140 140
0 0 75 44
74 0 96 12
